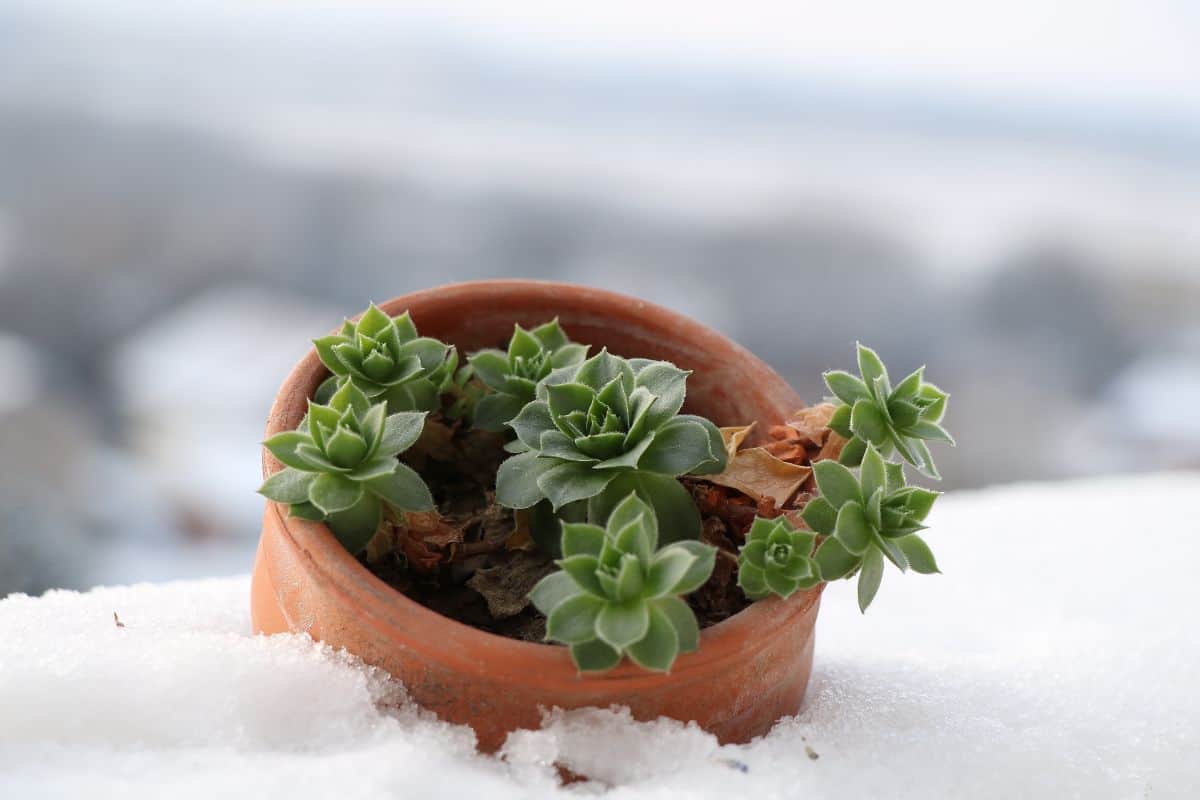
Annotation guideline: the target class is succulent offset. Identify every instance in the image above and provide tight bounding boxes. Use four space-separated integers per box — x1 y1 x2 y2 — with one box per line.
824 343 952 478
495 349 726 544
468 320 588 432
313 303 457 413
801 444 940 612
737 516 821 600
259 380 433 553
529 493 715 672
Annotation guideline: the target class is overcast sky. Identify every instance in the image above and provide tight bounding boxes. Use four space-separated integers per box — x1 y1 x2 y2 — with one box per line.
19 0 1195 117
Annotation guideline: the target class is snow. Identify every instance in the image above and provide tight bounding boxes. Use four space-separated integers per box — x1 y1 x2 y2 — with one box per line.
2 473 1197 798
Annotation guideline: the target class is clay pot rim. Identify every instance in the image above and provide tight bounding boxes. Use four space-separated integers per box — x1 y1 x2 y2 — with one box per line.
261 279 822 683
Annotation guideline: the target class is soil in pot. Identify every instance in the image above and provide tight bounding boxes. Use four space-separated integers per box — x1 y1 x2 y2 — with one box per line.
358 400 843 642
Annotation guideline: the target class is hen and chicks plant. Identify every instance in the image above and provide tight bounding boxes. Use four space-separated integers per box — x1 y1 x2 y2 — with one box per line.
495 349 726 543
258 380 432 553
824 343 952 478
468 319 588 432
529 493 714 672
260 302 958 673
313 303 457 413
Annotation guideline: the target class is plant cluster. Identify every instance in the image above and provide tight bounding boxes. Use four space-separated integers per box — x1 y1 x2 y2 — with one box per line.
260 303 956 672
530 494 714 672
732 344 952 611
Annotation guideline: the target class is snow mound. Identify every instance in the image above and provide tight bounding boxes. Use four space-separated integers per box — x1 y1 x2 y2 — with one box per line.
2 474 1198 798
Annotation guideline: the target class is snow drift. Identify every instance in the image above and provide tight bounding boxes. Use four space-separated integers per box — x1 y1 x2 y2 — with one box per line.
1 474 1197 798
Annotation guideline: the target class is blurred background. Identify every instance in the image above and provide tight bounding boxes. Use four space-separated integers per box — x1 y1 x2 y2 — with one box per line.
2 0 1198 595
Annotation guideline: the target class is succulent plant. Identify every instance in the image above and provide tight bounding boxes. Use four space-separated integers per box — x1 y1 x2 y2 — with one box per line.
801 444 940 612
439 359 488 422
824 343 953 478
495 349 726 545
258 380 433 553
736 516 820 600
468 320 588 432
529 493 715 672
313 303 456 413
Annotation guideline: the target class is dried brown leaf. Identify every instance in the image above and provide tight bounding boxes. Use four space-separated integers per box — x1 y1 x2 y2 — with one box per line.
466 551 556 619
705 447 812 508
785 403 838 445
396 510 465 573
718 422 757 459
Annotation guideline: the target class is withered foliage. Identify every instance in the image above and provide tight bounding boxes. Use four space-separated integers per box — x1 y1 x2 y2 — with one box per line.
682 405 840 626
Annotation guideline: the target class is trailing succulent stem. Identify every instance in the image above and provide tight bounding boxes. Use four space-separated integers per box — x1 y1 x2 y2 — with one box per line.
529 493 715 673
313 303 457 413
468 319 589 432
259 380 434 554
495 349 726 550
824 343 952 478
801 444 940 612
737 516 820 600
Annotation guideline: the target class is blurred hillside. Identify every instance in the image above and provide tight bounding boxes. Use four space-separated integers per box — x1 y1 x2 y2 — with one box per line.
1 0 1198 594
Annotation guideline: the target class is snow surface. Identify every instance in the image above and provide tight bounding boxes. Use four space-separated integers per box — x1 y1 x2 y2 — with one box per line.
2 474 1197 798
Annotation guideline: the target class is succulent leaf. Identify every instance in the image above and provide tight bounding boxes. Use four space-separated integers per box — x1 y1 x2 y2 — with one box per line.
529 493 714 673
258 468 315 505
625 604 680 671
653 595 700 653
569 639 622 673
857 547 885 613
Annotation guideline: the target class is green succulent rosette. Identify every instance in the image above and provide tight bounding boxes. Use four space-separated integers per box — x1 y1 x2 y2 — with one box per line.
736 516 821 600
313 303 456 413
529 493 715 673
258 380 433 554
824 343 953 479
801 444 940 612
467 319 588 432
495 349 726 547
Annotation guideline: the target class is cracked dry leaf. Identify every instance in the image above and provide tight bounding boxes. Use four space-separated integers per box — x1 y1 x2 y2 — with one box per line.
466 551 556 619
764 403 848 465
719 422 757 459
705 447 812 508
396 510 464 573
785 403 838 446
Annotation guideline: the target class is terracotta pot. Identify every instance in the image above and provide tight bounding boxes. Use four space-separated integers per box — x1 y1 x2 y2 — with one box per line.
252 280 823 752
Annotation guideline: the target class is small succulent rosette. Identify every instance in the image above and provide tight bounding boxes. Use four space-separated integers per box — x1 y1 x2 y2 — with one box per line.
802 444 940 611
467 319 588 432
259 380 433 552
736 516 821 600
529 494 715 673
824 343 952 478
313 303 457 413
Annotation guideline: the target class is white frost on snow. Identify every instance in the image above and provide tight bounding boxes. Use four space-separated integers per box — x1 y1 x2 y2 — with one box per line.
1 474 1197 798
